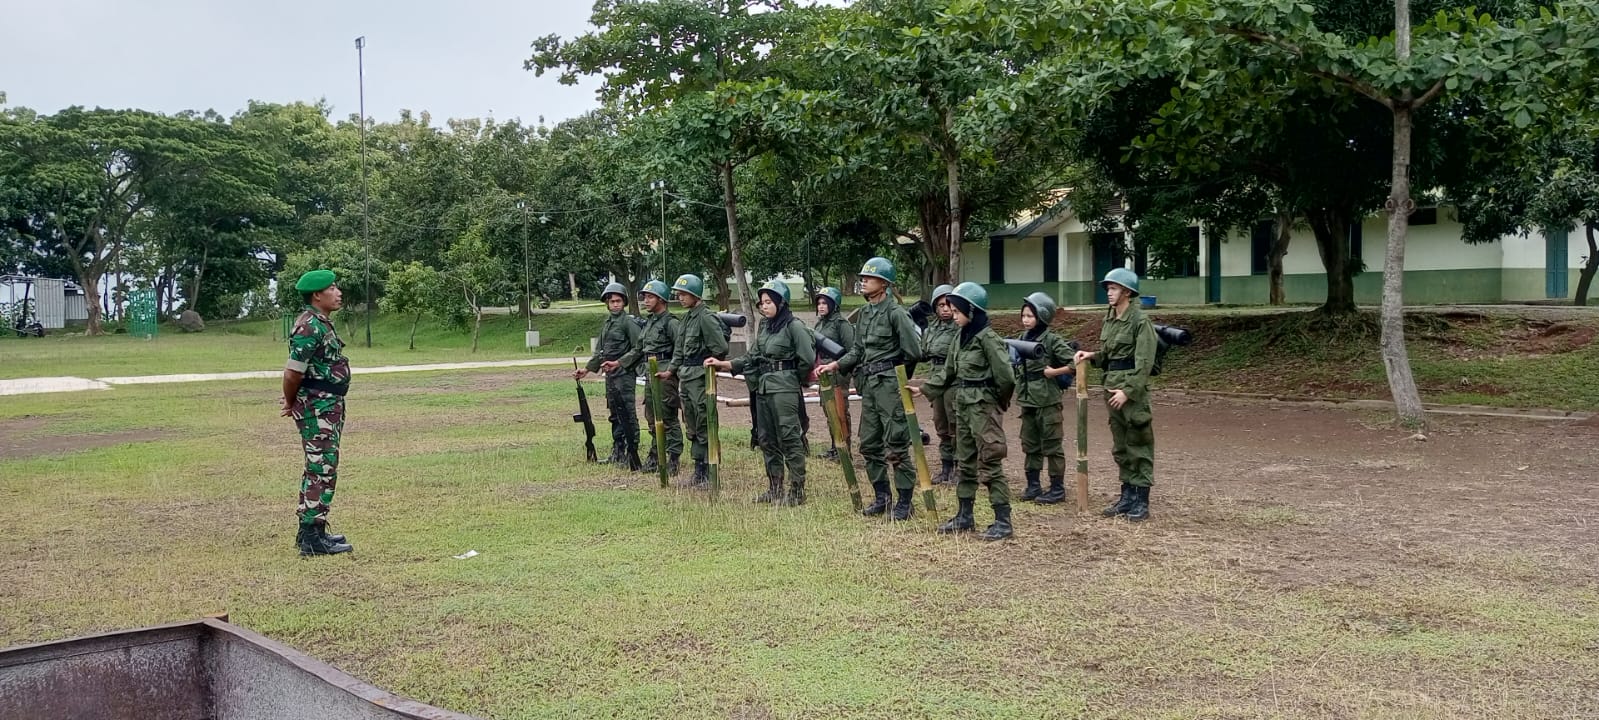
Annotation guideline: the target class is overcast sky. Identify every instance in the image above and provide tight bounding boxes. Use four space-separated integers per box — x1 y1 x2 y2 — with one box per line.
1 0 606 126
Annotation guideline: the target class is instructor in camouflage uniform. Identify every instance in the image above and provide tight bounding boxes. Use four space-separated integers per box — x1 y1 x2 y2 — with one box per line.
921 284 959 484
638 280 683 476
817 257 922 520
1015 291 1078 504
812 286 854 460
575 282 643 470
1074 268 1158 522
282 269 354 557
914 282 1017 540
660 274 728 487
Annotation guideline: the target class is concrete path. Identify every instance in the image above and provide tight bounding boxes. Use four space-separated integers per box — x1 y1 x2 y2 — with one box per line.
0 357 580 397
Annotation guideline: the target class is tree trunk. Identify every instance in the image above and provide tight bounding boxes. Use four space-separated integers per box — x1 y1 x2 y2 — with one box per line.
712 260 733 312
944 121 963 287
190 244 209 314
569 272 578 301
1306 208 1357 314
1269 211 1293 305
1380 0 1425 428
718 162 756 330
1575 223 1598 306
916 193 953 288
82 272 104 336
409 311 421 350
471 309 482 353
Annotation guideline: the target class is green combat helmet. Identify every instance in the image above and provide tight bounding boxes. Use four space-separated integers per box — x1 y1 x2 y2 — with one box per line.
952 281 989 313
817 286 843 309
858 256 896 284
1101 267 1141 296
1023 291 1057 323
640 280 670 301
672 274 705 299
931 284 955 303
601 282 628 302
759 279 790 305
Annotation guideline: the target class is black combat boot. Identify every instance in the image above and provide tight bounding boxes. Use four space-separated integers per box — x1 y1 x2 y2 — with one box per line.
819 446 839 462
320 524 347 543
1101 483 1135 517
625 444 643 472
1020 470 1042 502
1126 485 1151 522
937 497 976 534
291 523 345 548
755 474 782 504
1036 475 1067 505
599 445 624 464
979 504 1013 541
934 459 955 485
861 481 892 517
298 523 353 556
668 455 681 477
688 461 710 487
781 480 806 507
890 487 915 521
640 448 659 473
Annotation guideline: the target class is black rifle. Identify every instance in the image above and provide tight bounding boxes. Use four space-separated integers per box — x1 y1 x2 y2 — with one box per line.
571 353 598 462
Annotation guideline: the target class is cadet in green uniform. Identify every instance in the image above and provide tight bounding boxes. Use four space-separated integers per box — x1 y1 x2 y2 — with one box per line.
638 280 683 476
1014 291 1079 504
282 269 354 557
817 257 922 520
575 282 643 470
660 274 729 487
913 282 1017 540
1074 268 1158 522
812 286 854 460
708 280 816 505
921 284 960 484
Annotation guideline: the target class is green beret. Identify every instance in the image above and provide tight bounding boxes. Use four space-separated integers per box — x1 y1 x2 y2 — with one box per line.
295 269 337 293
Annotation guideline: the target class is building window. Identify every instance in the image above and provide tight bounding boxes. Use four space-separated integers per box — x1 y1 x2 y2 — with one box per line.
1411 207 1437 226
988 239 1005 284
1174 226 1201 278
1348 221 1362 262
1043 235 1059 282
1251 220 1274 275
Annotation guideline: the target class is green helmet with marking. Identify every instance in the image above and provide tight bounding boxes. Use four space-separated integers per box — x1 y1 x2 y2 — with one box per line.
640 279 670 301
817 286 843 310
1101 267 1140 296
951 281 989 313
601 282 628 302
758 279 790 305
672 274 704 299
931 284 956 303
858 256 896 284
1023 291 1057 323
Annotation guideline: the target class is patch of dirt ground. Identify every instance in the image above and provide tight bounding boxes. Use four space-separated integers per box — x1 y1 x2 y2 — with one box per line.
0 416 171 460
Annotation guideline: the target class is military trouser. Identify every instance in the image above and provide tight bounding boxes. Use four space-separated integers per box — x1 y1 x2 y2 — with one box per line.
857 374 915 491
680 373 709 463
605 371 640 456
929 385 956 463
756 390 807 487
294 391 345 526
1020 403 1066 477
955 399 1010 505
644 373 683 459
1107 392 1155 487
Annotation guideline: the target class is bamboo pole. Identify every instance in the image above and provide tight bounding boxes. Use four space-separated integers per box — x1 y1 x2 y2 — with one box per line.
895 365 938 518
819 370 864 511
706 369 721 502
648 356 668 488
1074 359 1090 513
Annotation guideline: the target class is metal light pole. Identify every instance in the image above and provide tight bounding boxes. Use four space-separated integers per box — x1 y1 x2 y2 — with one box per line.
356 35 372 348
519 200 531 331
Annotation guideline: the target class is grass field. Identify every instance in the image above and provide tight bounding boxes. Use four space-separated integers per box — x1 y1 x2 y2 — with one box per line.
3 365 1596 719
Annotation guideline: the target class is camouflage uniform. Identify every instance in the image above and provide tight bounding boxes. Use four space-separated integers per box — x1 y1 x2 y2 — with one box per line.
835 295 922 511
732 309 816 503
813 310 855 449
1093 304 1158 488
670 302 729 472
640 307 683 467
287 307 351 528
921 315 960 472
587 307 644 462
1015 323 1078 502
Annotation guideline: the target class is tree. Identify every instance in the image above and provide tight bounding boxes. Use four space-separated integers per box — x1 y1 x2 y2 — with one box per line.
529 0 815 324
380 260 448 349
442 221 511 353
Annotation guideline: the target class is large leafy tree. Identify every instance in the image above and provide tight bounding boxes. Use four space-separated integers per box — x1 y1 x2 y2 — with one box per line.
529 0 815 323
